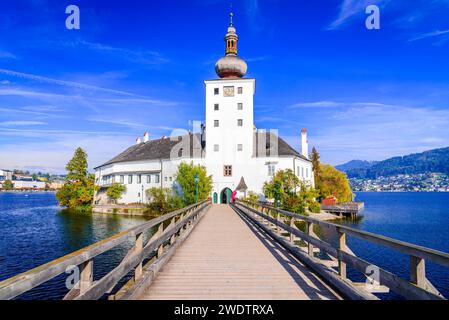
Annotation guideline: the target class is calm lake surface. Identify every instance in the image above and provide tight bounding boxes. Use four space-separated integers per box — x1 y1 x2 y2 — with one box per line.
0 192 148 300
1 192 448 299
332 192 449 299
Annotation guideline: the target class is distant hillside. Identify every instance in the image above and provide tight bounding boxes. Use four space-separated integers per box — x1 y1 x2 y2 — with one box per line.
336 160 378 172
339 147 449 179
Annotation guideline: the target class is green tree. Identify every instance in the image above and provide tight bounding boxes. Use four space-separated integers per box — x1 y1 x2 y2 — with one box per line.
317 164 353 203
263 169 299 206
263 169 320 214
106 183 127 204
311 147 321 187
56 147 96 212
3 180 13 190
176 162 213 205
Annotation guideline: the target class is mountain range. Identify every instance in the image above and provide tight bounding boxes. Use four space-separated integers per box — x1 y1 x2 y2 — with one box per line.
336 147 449 179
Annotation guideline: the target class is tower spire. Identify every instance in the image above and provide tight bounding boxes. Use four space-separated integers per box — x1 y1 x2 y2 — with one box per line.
215 9 247 79
229 3 234 26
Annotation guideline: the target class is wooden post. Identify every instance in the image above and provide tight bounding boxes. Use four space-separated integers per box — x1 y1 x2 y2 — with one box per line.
289 218 295 243
149 223 164 259
338 230 347 279
134 233 143 280
179 213 185 234
410 256 426 288
169 217 176 245
79 259 93 294
307 221 314 257
276 213 281 234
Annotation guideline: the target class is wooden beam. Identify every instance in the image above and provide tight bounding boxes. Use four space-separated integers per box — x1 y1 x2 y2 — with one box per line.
134 233 143 281
79 259 93 294
410 256 426 288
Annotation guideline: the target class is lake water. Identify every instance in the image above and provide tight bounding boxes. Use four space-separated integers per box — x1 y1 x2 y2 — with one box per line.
0 192 148 300
331 192 449 299
1 192 448 299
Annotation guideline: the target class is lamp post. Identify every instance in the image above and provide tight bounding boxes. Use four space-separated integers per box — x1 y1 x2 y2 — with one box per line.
194 173 199 203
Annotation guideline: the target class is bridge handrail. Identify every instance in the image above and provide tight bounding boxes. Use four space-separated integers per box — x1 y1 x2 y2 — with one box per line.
0 200 211 300
238 200 449 267
236 200 449 300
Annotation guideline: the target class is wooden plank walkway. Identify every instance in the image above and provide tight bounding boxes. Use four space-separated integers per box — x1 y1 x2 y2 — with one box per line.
138 205 340 300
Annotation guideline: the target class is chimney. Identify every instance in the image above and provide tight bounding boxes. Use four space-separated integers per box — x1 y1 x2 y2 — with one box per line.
143 132 149 143
136 137 142 145
301 128 309 159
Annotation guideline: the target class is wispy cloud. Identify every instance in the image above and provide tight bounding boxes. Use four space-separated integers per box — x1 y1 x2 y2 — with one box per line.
327 0 389 30
408 29 449 43
60 40 170 65
286 100 449 164
0 69 137 96
0 50 16 59
0 121 47 126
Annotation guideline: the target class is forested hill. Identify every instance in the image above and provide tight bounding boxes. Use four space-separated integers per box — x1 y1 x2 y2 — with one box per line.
336 147 449 179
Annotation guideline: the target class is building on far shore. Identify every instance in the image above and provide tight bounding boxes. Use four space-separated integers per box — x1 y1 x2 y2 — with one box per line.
94 13 314 205
0 169 13 182
10 180 46 190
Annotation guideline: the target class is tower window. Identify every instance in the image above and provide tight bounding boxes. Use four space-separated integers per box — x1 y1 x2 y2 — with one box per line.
237 144 243 151
238 87 243 94
128 175 133 184
238 103 243 110
147 175 151 183
214 88 219 95
214 120 219 127
214 144 219 152
137 174 141 184
214 104 219 111
237 119 243 126
224 165 233 177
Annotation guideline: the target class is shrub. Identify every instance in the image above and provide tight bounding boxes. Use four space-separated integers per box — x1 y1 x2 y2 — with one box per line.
309 201 321 213
106 183 126 204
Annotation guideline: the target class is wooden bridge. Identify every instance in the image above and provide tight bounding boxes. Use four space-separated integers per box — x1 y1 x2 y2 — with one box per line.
1 200 449 300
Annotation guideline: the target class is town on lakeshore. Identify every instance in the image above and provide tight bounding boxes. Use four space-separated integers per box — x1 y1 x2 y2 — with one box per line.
1 1 449 305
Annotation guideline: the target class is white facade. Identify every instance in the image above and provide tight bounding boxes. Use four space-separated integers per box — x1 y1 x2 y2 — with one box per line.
94 16 314 205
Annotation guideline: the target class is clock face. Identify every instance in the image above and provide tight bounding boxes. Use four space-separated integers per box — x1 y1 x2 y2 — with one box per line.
223 86 235 97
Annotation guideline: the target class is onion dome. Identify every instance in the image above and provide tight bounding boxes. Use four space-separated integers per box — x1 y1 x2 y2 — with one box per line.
215 12 247 79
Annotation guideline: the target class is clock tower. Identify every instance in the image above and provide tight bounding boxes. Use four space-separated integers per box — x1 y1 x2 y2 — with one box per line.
204 11 256 197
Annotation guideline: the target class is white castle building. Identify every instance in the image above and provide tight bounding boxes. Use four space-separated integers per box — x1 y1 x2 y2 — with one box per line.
94 14 314 205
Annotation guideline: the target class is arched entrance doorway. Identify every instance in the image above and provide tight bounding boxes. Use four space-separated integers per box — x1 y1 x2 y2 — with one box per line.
213 192 218 204
220 188 232 204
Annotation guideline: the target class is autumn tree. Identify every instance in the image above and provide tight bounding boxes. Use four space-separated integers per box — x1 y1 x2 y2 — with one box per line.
317 164 353 203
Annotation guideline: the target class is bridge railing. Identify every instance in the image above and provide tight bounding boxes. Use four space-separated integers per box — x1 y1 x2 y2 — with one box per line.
0 200 211 300
234 200 449 300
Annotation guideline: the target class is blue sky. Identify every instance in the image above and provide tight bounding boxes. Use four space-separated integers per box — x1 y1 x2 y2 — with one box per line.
0 0 449 173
